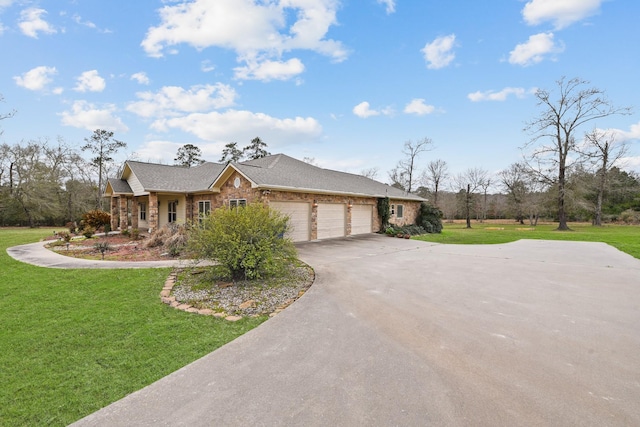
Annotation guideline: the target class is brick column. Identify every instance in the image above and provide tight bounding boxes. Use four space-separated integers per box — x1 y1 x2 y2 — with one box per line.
346 201 353 236
110 196 119 231
148 192 158 232
131 198 139 230
310 201 318 240
119 196 128 231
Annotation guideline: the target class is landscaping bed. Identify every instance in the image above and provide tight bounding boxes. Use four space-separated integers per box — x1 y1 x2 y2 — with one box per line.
172 262 314 317
44 232 179 261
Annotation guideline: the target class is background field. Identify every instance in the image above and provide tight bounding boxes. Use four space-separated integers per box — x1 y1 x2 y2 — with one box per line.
414 220 640 259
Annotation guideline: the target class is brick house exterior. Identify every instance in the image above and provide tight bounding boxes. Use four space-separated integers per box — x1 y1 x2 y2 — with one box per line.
104 154 425 241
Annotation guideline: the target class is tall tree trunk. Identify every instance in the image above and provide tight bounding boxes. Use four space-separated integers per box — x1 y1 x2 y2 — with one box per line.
557 163 570 230
465 184 472 229
594 169 605 226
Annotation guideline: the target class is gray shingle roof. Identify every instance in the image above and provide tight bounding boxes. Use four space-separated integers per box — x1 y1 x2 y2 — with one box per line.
126 161 225 193
109 154 424 202
106 177 133 194
238 154 424 201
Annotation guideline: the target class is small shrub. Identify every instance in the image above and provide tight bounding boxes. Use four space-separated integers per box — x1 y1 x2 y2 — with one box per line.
82 210 111 230
120 228 130 237
416 202 443 233
145 223 188 256
619 209 640 224
65 221 77 234
93 241 111 260
57 231 72 242
188 203 296 280
82 226 96 239
131 228 140 240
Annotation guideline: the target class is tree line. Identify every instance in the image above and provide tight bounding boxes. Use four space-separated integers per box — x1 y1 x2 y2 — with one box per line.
382 77 639 228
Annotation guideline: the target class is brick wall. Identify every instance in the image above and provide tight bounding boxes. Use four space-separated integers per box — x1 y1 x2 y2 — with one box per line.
187 172 423 236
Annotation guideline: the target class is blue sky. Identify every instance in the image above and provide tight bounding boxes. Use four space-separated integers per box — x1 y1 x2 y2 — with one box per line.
1 0 639 183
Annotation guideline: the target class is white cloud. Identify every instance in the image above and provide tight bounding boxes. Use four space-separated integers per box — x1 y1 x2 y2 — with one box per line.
18 7 57 38
608 121 640 143
353 101 380 118
201 60 215 72
74 70 106 92
141 0 348 81
403 98 435 115
422 34 456 69
151 109 322 146
0 1 16 8
234 57 305 81
377 0 396 14
13 65 57 91
508 32 564 66
60 100 128 132
522 0 602 29
467 87 535 102
131 72 150 85
127 84 237 118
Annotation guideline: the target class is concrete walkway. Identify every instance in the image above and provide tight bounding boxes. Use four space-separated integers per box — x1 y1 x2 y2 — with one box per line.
6 240 200 269
66 235 640 426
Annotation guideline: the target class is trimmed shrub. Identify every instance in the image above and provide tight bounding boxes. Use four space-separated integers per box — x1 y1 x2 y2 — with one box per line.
188 203 296 280
416 202 443 234
82 226 96 238
82 210 111 230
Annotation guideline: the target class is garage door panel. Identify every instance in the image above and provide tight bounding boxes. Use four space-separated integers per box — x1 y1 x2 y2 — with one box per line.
270 202 310 242
317 203 346 239
351 205 373 235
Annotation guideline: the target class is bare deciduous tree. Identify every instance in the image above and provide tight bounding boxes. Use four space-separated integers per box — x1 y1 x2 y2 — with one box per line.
422 159 448 207
523 77 631 230
360 167 380 180
388 137 433 193
453 167 488 228
582 128 629 226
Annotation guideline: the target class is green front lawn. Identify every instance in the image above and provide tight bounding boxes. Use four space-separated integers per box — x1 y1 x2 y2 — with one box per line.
0 228 266 427
413 221 640 259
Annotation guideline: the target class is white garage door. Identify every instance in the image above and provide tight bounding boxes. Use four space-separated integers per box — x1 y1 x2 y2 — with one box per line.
351 204 373 235
317 203 346 239
269 201 310 242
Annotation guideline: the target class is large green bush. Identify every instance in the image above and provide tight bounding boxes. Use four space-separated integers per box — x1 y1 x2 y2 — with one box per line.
188 203 296 280
416 202 443 233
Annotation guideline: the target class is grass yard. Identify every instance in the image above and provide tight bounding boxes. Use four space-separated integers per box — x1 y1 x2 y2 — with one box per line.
413 221 640 259
0 228 266 427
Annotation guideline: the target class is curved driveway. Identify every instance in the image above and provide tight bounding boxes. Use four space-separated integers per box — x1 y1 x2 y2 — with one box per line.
35 235 640 426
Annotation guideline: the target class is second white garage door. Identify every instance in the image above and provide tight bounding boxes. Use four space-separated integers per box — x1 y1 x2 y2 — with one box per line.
351 204 373 235
317 203 346 239
269 201 310 242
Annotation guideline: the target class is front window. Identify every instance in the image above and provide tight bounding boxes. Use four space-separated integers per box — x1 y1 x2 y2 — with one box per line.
396 204 404 219
229 199 247 208
139 203 146 221
168 201 177 223
198 200 211 222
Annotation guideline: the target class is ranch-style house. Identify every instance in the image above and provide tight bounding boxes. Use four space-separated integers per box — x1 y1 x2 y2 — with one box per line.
105 154 425 242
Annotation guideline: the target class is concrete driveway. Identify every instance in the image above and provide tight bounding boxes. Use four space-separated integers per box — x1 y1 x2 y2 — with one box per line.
72 235 640 426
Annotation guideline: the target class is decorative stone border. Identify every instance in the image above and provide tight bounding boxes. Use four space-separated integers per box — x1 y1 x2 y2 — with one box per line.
160 269 304 321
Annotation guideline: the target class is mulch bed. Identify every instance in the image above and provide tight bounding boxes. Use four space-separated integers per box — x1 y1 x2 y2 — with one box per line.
44 232 178 262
